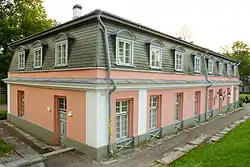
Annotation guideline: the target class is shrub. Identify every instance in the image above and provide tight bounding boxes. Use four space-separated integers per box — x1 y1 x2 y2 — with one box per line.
239 101 243 107
0 110 7 120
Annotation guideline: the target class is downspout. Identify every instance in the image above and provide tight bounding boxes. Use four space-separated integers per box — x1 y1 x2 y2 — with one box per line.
97 12 117 156
203 51 212 121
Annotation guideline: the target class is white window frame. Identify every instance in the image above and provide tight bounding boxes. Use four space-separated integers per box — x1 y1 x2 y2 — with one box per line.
194 56 201 73
116 100 129 140
227 64 231 76
150 45 162 69
175 51 184 71
116 37 134 66
18 51 25 70
207 59 213 74
233 65 237 76
55 40 68 67
33 47 43 68
149 96 158 130
218 62 223 75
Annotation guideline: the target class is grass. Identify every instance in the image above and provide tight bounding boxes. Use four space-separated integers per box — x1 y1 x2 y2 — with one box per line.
0 93 6 105
0 110 7 120
169 119 250 167
0 139 13 156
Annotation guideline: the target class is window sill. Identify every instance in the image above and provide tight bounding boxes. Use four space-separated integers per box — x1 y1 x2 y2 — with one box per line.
175 120 183 124
194 71 200 74
115 63 134 68
18 68 25 71
150 66 162 70
175 69 183 72
33 67 43 70
54 65 68 68
116 137 133 144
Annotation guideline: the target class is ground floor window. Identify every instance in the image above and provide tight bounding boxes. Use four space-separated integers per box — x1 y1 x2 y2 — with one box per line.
116 100 129 139
18 91 25 117
194 91 201 115
175 93 183 121
149 96 160 130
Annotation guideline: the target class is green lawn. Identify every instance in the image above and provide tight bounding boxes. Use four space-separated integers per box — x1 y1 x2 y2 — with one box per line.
169 120 250 167
0 139 13 156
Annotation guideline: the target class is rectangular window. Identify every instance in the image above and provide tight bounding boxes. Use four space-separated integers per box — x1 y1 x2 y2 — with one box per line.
18 91 25 117
149 96 159 130
194 56 200 73
194 91 201 115
233 65 237 76
207 59 213 74
227 64 231 75
55 41 68 67
116 100 129 139
208 90 213 110
18 51 25 69
33 47 43 68
175 93 183 121
218 62 223 75
116 38 133 66
150 46 162 69
175 52 183 71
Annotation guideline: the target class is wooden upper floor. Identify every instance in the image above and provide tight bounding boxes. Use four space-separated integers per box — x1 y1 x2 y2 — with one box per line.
8 10 239 79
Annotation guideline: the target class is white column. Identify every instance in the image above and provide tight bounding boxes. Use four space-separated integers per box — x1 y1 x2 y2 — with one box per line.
230 85 234 103
86 90 108 148
236 86 239 101
7 84 10 114
138 89 147 135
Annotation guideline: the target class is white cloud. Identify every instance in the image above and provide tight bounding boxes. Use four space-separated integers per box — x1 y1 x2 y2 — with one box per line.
43 0 250 52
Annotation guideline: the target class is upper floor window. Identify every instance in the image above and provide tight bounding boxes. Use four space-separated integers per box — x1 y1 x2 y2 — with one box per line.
175 52 184 71
227 64 231 76
116 37 134 66
55 40 68 67
18 51 25 70
194 56 201 73
33 47 42 68
207 59 213 74
218 62 223 75
150 46 162 69
233 65 237 76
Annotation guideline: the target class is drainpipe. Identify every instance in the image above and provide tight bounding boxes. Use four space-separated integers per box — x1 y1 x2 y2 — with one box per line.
97 12 117 157
203 51 212 121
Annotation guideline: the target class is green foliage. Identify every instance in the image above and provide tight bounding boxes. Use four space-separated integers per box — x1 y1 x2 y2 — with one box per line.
222 41 250 83
0 139 13 156
239 94 250 102
170 119 250 167
0 0 56 87
0 110 7 120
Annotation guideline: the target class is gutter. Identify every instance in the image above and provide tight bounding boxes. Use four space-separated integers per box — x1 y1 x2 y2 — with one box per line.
97 12 116 157
203 51 212 121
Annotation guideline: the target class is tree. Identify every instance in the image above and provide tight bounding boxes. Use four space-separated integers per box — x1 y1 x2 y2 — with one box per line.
222 41 250 83
176 25 192 41
0 0 56 88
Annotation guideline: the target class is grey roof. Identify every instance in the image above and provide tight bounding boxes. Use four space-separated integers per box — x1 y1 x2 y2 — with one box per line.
9 10 238 63
3 77 239 85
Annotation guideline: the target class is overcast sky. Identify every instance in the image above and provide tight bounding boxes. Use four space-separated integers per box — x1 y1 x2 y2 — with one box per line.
44 0 249 52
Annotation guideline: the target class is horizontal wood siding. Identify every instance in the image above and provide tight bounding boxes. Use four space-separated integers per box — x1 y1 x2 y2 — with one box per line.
9 21 98 72
98 19 237 77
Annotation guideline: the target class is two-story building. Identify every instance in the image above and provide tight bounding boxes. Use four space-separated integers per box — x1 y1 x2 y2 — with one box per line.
4 6 241 160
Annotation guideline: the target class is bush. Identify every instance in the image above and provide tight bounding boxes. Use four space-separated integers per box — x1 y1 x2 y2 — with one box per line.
0 110 7 120
239 101 243 107
240 94 250 103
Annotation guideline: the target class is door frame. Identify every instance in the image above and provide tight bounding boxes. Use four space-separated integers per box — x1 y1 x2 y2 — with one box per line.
54 96 67 145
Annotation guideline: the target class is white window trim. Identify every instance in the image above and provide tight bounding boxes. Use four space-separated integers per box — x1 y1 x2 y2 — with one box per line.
175 51 184 72
227 64 231 76
149 96 158 130
233 65 237 76
116 37 134 66
208 59 213 74
55 40 68 67
219 62 223 75
18 51 25 70
150 45 162 69
33 47 43 68
116 100 129 140
194 56 201 73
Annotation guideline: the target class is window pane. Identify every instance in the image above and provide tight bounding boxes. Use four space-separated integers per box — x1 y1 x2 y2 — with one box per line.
116 116 120 138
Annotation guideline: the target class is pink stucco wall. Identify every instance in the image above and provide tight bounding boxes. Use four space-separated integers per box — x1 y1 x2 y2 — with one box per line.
147 87 206 127
10 85 86 143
